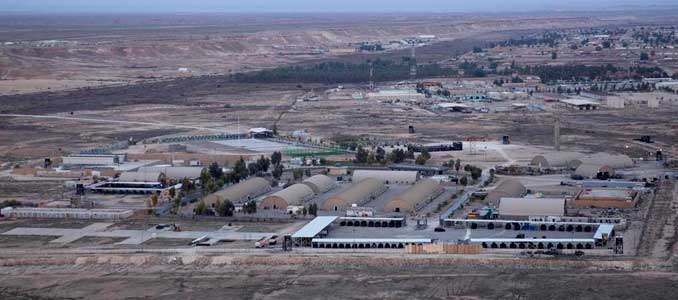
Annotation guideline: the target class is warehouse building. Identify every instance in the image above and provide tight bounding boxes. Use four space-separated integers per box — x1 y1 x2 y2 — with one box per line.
573 188 639 208
204 177 271 207
530 152 633 170
388 164 448 176
62 154 126 166
0 207 134 220
574 163 615 179
118 171 166 183
530 152 584 169
323 178 387 211
560 98 600 110
498 197 566 220
261 184 315 210
352 170 418 185
579 153 634 169
301 174 336 194
137 166 204 181
384 179 443 213
485 179 527 204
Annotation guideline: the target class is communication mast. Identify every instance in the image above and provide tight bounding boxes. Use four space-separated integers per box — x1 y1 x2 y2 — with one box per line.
369 61 374 91
409 42 417 80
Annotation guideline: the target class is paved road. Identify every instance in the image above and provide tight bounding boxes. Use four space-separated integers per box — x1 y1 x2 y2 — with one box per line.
0 113 231 133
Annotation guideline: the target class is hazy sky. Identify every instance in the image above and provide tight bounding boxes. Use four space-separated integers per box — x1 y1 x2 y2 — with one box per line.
0 0 675 13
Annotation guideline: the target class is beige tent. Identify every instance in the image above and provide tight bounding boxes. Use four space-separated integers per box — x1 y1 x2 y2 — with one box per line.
323 178 387 211
261 184 315 210
485 179 527 204
204 177 271 207
302 174 336 194
384 179 442 213
352 170 418 184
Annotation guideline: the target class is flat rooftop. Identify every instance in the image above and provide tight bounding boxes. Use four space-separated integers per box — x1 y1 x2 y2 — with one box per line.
578 189 635 201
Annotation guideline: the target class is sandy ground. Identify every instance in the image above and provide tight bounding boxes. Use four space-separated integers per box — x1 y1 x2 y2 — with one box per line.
0 253 677 300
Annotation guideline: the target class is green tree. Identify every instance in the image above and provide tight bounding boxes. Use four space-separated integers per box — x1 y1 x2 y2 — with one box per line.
200 168 212 185
272 164 284 179
460 176 469 186
181 177 193 192
149 193 159 207
470 167 482 182
194 200 210 215
243 201 257 214
415 154 428 165
302 206 308 216
216 200 235 217
293 169 304 181
248 163 260 176
355 146 369 163
257 155 271 172
308 203 318 216
640 52 649 61
168 187 176 199
421 148 431 160
455 159 461 173
209 162 224 180
271 151 282 166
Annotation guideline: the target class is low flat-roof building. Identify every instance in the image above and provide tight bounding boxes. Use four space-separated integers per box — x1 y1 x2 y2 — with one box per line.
560 98 601 110
388 164 448 176
0 207 134 220
498 197 566 220
384 179 443 213
323 178 387 212
118 171 165 183
573 188 639 208
62 154 126 166
261 183 315 210
137 166 204 181
352 170 418 185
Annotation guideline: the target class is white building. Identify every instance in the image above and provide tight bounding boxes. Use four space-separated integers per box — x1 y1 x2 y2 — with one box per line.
62 154 126 166
1 207 134 220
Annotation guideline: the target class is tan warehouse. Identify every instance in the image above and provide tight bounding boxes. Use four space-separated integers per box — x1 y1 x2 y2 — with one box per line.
498 197 566 220
352 170 418 185
530 152 633 170
301 174 336 194
384 178 443 213
204 177 271 207
323 178 387 211
118 171 166 183
261 184 315 210
485 179 527 204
